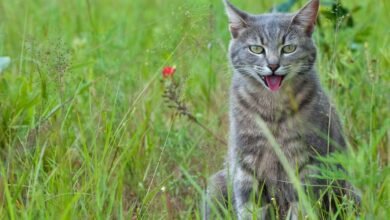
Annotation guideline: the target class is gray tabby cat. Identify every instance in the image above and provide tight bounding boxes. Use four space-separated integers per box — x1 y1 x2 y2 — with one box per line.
204 0 354 219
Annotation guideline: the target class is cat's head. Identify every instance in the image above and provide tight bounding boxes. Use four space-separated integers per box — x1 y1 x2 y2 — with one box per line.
224 0 319 92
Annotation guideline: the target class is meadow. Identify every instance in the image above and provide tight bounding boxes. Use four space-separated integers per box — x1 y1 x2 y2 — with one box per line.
0 0 389 219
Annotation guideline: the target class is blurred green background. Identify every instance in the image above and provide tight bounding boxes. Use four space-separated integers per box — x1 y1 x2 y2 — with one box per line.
0 0 388 219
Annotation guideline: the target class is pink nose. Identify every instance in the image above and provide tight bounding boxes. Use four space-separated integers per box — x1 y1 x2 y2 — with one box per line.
268 64 280 72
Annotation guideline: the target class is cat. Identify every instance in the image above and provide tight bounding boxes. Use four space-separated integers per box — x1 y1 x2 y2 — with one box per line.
204 0 357 219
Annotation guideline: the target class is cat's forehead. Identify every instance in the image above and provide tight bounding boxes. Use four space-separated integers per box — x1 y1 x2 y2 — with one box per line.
245 13 296 43
253 13 293 26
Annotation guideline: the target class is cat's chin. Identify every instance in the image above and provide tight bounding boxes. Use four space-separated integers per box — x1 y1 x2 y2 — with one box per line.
258 74 286 92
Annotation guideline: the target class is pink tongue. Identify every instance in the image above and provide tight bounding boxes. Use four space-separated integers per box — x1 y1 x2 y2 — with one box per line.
265 75 282 91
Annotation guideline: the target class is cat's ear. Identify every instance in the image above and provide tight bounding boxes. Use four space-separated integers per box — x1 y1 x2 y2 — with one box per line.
291 0 319 36
223 0 249 38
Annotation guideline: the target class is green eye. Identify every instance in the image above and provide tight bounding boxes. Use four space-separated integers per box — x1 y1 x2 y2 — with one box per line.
282 45 297 53
249 45 264 54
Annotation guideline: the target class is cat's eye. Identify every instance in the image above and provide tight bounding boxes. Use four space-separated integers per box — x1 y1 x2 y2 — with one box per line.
282 45 297 54
249 45 264 54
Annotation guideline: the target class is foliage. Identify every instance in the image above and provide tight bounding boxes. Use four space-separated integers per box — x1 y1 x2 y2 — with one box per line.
0 0 388 219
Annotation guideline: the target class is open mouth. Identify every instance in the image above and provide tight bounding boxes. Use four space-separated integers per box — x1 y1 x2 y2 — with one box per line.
259 75 285 92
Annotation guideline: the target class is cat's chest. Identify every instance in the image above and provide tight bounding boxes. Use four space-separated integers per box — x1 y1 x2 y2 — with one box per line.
233 111 310 178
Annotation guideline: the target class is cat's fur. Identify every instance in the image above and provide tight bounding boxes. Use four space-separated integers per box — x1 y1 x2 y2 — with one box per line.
204 0 354 219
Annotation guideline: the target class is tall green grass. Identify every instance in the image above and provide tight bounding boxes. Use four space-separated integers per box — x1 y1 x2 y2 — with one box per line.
0 0 388 219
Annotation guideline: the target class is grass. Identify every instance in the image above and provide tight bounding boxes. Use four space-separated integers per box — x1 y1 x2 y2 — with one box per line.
0 0 389 219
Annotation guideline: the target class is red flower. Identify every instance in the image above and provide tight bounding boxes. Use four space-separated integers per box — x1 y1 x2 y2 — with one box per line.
162 66 176 78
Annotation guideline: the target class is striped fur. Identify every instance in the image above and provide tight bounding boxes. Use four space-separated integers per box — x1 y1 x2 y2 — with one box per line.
204 1 352 219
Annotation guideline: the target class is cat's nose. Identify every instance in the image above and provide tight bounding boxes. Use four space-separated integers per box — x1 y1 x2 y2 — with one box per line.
268 64 280 72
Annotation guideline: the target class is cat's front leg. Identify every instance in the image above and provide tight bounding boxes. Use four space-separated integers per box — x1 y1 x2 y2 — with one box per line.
233 168 268 220
283 166 321 220
286 202 299 220
282 167 315 220
233 167 254 220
